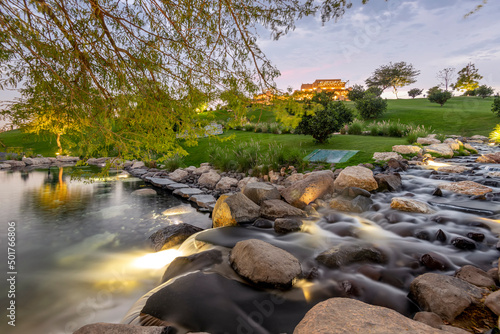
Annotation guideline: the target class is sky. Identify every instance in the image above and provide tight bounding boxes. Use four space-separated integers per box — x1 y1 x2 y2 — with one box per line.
257 0 500 99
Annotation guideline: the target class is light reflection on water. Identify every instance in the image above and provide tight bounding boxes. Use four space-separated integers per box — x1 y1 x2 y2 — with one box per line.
0 167 211 334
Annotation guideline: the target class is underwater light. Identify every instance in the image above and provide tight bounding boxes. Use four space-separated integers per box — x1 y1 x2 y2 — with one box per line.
426 160 449 168
132 249 182 269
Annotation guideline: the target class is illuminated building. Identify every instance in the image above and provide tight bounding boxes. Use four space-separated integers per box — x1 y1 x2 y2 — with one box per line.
298 79 351 101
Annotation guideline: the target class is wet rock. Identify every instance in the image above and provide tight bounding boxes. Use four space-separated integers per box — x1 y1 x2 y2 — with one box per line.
193 165 212 175
485 290 500 316
432 188 443 196
420 252 451 271
168 168 188 182
329 196 356 212
147 177 176 187
237 176 258 190
242 182 281 205
215 176 238 190
375 173 402 191
281 170 335 209
293 298 445 334
165 182 189 190
466 232 485 242
463 143 478 154
341 186 371 198
252 217 274 228
230 239 301 288
436 229 447 242
161 249 223 283
451 237 476 250
260 199 305 220
437 165 469 174
392 145 423 155
444 138 462 151
455 265 495 288
172 187 204 198
390 197 433 214
73 323 170 334
274 217 303 234
413 311 444 329
438 181 493 196
149 223 204 252
189 194 217 209
0 163 11 169
476 152 500 163
131 188 157 196
333 166 378 192
418 137 441 145
316 243 387 268
198 170 221 189
351 195 373 212
212 193 260 228
373 152 403 161
409 273 486 322
440 325 471 334
425 144 454 158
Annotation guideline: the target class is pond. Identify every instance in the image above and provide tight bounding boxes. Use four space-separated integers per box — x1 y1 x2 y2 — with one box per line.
0 166 211 334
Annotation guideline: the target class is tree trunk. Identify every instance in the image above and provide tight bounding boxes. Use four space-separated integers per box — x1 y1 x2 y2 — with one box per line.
56 133 62 155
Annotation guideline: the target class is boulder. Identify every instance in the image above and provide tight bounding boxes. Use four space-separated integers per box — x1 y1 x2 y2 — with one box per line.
260 199 305 220
316 243 387 268
131 188 157 196
0 163 11 169
293 298 445 334
284 173 305 187
437 165 468 173
454 265 496 288
188 194 217 209
169 169 189 182
242 182 281 205
4 160 26 167
149 223 203 251
438 181 492 196
425 144 454 158
198 170 221 189
413 312 444 329
463 143 478 154
161 249 223 283
444 138 462 151
193 165 212 175
373 152 403 161
229 239 301 288
130 161 145 169
237 176 259 190
172 187 204 198
329 195 372 213
470 135 489 142
386 158 408 171
418 137 441 145
215 176 238 190
485 290 500 316
281 170 335 209
409 273 487 322
374 173 402 191
333 166 378 192
73 323 168 334
23 157 52 165
56 155 80 163
212 193 260 228
392 145 423 155
390 197 433 214
476 152 500 163
274 217 303 234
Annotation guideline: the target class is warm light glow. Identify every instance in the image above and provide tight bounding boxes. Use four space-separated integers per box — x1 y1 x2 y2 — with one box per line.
132 249 182 269
162 206 196 216
489 142 496 146
296 279 316 302
117 172 129 179
426 160 450 168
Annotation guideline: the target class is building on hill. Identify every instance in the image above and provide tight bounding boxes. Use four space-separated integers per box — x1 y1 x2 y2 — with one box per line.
297 79 351 101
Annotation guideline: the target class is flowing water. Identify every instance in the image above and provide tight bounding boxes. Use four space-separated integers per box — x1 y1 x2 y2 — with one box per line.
0 166 211 334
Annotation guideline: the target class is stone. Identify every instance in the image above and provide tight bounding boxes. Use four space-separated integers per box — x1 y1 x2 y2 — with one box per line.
293 298 445 334
413 312 444 329
281 170 335 209
373 152 403 161
253 218 274 228
259 199 305 220
130 161 145 169
73 323 169 334
470 135 489 141
375 173 402 191
409 273 487 322
147 177 176 187
149 223 203 252
437 165 468 173
463 143 478 154
451 237 476 250
4 160 26 167
237 176 258 190
198 170 221 189
229 239 301 288
0 163 11 169
444 138 462 151
316 243 387 268
193 165 212 175
22 157 52 165
391 197 433 214
274 217 303 234
333 166 378 192
242 182 281 205
425 144 454 158
455 265 495 288
165 182 190 190
485 290 500 316
131 188 157 196
161 249 223 283
392 145 423 155
172 187 204 198
283 173 305 187
418 137 441 145
386 158 408 171
329 195 372 213
341 186 371 198
215 176 239 190
189 194 217 208
438 181 492 196
184 166 196 173
420 252 451 271
168 169 189 182
440 326 471 334
476 152 500 163
211 193 260 228
56 155 80 163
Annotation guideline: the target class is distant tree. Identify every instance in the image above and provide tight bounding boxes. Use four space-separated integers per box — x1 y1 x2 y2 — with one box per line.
428 87 452 107
436 67 455 91
475 85 495 99
408 88 423 99
454 63 483 93
355 94 388 119
492 95 500 117
365 61 420 99
366 86 383 97
347 85 366 102
311 91 335 107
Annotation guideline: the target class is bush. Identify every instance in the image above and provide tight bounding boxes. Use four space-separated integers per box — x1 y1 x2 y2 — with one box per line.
476 85 494 99
347 120 363 135
355 94 388 120
244 124 255 132
490 124 500 143
406 125 431 144
491 95 500 117
369 124 380 136
163 154 184 171
388 123 404 137
366 86 383 97
428 88 452 106
347 84 366 102
408 88 423 99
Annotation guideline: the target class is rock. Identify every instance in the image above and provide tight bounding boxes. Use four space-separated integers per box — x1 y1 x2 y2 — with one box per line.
274 217 303 234
476 152 500 163
463 143 478 154
390 197 433 214
147 177 176 187
281 170 335 209
418 137 441 145
333 166 378 192
438 181 492 196
409 272 486 322
420 252 451 271
293 298 445 334
455 265 495 288
437 165 468 173
193 165 212 175
215 176 239 190
485 290 500 316
466 232 484 242
259 199 305 220
329 195 372 213
172 187 204 198
375 173 402 191
161 249 223 283
229 239 301 288
242 182 281 205
131 188 157 196
183 166 196 173
22 157 52 165
4 160 26 167
0 163 11 169
444 138 462 151
212 193 260 228
237 176 259 189
440 325 471 334
341 186 371 198
168 169 189 182
425 144 454 158
316 243 387 268
56 155 80 163
413 312 444 329
165 182 190 190
451 237 476 250
149 223 203 252
252 217 274 228
283 173 305 187
470 135 489 141
386 158 408 171
198 170 221 189
392 145 423 155
268 170 280 183
130 161 145 169
73 323 169 334
373 152 403 161
189 194 217 209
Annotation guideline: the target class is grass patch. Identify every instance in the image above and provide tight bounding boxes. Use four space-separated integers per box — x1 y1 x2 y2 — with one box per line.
0 129 59 157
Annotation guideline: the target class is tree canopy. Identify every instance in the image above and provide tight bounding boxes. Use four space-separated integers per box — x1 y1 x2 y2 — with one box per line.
453 62 483 93
0 0 365 161
365 61 420 99
436 67 455 91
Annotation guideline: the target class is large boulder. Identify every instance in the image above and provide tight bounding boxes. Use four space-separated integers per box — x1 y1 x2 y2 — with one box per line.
390 197 433 214
425 144 454 158
374 173 402 191
392 145 422 155
215 176 238 190
259 199 305 220
372 152 403 161
149 223 203 251
293 298 446 334
169 169 188 182
281 170 334 209
198 170 221 189
333 166 378 192
161 249 223 283
212 193 260 228
438 181 492 196
444 138 462 151
284 173 305 187
409 273 487 322
243 182 281 205
454 265 496 288
73 323 169 334
418 137 441 145
316 243 387 268
229 239 301 288
476 152 500 163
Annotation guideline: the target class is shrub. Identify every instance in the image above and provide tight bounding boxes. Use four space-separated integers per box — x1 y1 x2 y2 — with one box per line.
406 125 431 144
388 123 404 137
476 85 494 99
355 94 388 119
366 86 383 97
490 124 500 143
347 120 363 135
244 124 255 132
408 88 423 98
428 88 452 106
492 95 500 117
163 154 184 171
369 124 380 136
347 84 366 102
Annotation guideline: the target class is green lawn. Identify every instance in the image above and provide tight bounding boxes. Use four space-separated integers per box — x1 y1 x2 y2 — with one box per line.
0 129 59 157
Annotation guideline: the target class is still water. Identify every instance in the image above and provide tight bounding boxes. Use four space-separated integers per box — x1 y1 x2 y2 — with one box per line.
0 167 211 334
